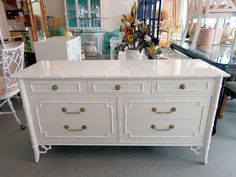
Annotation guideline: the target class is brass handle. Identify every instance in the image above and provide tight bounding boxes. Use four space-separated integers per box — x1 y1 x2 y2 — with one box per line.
150 124 175 131
151 107 176 114
61 107 86 114
115 84 121 91
52 85 58 90
64 125 87 131
180 84 186 90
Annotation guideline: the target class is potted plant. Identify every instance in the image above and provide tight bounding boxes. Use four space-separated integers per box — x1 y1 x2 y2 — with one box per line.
117 2 156 60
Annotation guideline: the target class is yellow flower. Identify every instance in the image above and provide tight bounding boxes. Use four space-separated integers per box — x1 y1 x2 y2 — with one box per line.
127 35 134 43
143 25 148 32
131 2 138 11
127 16 135 24
148 44 156 53
121 18 126 23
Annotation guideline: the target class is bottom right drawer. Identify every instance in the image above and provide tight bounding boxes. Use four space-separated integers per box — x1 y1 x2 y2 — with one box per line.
119 97 210 144
119 119 207 143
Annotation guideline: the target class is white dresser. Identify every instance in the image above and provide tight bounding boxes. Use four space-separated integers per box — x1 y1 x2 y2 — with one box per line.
15 60 229 164
34 36 82 62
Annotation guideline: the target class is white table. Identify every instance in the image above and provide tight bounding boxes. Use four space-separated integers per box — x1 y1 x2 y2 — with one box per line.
15 59 229 164
34 36 82 62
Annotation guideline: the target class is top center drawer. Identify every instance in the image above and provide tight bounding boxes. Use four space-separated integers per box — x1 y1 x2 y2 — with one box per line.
88 80 150 95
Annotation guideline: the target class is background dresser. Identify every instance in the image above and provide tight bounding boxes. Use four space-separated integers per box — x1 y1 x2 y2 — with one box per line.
34 36 82 62
15 60 229 164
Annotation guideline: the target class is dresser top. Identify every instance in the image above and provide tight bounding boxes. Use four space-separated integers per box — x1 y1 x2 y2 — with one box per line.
15 59 230 79
34 36 80 44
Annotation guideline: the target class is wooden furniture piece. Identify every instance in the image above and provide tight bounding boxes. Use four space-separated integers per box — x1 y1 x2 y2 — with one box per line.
181 0 236 49
15 60 229 163
34 36 82 62
24 0 49 41
220 81 236 117
0 42 25 129
10 32 23 42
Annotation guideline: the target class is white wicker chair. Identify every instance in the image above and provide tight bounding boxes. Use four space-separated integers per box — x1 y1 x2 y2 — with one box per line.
0 42 25 129
181 0 236 49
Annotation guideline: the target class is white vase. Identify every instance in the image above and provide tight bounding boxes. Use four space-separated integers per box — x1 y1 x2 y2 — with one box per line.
125 49 144 60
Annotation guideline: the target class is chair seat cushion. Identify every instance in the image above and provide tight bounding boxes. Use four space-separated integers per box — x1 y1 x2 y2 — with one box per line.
0 76 18 96
226 82 236 93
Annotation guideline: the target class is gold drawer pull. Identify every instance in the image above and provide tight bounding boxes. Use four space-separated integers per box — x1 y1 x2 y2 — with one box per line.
180 84 186 90
64 125 87 131
115 84 121 90
61 107 86 114
52 85 58 90
151 107 176 114
151 124 175 131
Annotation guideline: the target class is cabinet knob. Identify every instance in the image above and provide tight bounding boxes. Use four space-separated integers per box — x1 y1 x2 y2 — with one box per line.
179 84 186 90
115 85 121 91
52 85 58 90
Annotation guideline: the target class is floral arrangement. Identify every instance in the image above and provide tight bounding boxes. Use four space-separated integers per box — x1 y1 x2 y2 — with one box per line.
117 3 156 53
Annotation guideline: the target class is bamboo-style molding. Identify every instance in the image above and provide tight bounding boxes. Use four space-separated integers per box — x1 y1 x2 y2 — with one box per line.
25 0 49 41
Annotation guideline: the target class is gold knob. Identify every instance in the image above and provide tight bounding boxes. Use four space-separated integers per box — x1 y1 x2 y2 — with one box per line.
80 107 86 113
171 107 177 112
151 124 156 129
169 125 175 129
52 85 58 90
152 107 157 112
180 84 186 90
61 107 67 112
64 125 69 129
115 85 121 90
82 125 87 129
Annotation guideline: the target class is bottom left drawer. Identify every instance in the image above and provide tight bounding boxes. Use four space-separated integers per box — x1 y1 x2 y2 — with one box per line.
29 97 117 144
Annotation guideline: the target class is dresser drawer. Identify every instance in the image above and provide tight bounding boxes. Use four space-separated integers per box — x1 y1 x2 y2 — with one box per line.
26 80 86 95
120 119 206 142
152 79 214 95
30 97 116 121
88 80 150 95
120 97 210 120
34 120 116 140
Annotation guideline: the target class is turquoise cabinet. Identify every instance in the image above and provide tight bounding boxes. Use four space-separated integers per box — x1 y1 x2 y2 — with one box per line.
65 0 101 30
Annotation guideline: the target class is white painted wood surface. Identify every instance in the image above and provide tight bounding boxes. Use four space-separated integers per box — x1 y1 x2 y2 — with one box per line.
15 60 229 164
34 36 82 62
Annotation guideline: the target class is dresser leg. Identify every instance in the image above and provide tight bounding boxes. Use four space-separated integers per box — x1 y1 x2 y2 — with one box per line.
203 147 209 165
33 145 40 163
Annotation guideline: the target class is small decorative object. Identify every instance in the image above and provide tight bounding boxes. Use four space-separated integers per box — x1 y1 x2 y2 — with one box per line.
197 26 215 46
64 30 73 37
84 41 98 57
117 2 156 60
